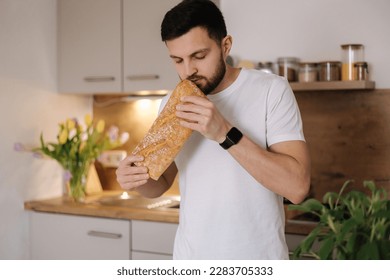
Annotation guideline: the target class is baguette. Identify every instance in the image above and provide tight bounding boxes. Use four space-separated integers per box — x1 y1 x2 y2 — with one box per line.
132 79 206 180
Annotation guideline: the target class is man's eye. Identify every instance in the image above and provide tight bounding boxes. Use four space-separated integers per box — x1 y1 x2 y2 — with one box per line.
174 59 183 64
195 55 206 60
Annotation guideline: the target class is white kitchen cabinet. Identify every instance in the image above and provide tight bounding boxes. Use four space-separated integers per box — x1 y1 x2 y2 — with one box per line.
123 0 180 92
58 0 122 94
58 0 180 95
131 220 178 260
29 212 130 259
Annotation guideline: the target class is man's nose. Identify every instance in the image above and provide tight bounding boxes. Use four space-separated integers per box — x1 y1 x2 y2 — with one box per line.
184 61 198 78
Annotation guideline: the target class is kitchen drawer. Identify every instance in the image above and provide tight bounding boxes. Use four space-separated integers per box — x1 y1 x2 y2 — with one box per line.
131 220 178 257
30 212 130 259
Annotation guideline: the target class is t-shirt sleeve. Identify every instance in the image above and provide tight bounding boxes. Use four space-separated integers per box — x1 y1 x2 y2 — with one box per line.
266 78 305 147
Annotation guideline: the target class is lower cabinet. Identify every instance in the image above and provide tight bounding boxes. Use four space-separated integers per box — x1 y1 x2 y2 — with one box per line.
30 212 317 260
30 212 131 259
131 220 178 260
29 212 178 260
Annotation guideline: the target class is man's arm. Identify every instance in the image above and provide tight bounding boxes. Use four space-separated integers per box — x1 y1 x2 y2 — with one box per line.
228 136 310 204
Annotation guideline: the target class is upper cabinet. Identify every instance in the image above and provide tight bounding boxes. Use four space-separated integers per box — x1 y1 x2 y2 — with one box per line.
58 0 122 94
123 0 180 93
58 0 180 95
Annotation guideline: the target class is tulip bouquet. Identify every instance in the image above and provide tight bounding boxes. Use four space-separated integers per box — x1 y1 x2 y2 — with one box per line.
15 114 129 201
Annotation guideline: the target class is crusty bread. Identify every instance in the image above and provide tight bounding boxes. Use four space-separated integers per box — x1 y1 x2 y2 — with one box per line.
132 79 206 180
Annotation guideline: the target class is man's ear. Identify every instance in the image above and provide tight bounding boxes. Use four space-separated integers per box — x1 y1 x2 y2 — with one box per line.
222 35 233 57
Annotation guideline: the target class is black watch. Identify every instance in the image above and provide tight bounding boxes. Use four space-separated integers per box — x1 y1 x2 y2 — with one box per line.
219 127 243 150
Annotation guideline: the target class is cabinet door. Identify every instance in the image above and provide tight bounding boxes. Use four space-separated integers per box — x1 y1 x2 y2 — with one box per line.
123 0 180 92
30 212 130 259
131 220 178 259
58 0 122 94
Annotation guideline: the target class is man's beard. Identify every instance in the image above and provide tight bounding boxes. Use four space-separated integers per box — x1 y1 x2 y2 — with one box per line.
187 54 226 95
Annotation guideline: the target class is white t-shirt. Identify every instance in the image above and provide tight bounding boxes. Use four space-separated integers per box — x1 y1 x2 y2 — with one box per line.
162 68 305 259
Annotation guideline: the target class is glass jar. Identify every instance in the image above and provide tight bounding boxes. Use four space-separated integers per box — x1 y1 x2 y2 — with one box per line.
341 44 364 81
319 61 341 81
257 62 274 74
354 62 368 80
277 57 299 82
298 62 318 82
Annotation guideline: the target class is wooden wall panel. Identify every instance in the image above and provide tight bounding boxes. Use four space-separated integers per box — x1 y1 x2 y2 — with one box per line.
295 89 390 200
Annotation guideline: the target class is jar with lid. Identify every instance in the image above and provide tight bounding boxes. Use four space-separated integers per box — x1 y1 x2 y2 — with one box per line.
319 61 341 81
257 62 274 74
277 57 299 82
341 44 364 81
298 62 318 82
354 61 369 81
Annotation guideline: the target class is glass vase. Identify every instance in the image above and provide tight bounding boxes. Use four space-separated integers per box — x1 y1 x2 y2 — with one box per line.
64 161 91 202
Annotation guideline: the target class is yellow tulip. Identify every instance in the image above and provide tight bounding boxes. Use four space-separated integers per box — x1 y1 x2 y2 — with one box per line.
84 114 92 127
66 118 75 130
59 129 68 144
96 120 105 133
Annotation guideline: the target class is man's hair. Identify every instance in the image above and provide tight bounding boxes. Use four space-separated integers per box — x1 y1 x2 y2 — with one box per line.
161 0 227 44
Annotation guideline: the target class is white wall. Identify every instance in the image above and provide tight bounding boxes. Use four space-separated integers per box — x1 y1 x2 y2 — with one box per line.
0 0 91 259
221 0 390 88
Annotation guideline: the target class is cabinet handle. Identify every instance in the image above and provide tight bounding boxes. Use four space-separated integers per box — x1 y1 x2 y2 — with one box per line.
84 76 116 82
87 230 122 239
127 74 159 81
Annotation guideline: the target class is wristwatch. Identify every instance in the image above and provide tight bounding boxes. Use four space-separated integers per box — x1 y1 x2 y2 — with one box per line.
219 127 243 150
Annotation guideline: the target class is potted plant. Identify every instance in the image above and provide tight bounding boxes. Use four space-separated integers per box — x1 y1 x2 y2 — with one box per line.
288 180 390 260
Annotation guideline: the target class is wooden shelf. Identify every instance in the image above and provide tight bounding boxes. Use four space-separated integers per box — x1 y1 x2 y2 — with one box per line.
290 80 375 91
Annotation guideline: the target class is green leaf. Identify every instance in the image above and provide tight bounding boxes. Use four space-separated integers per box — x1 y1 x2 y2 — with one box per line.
357 242 379 260
300 198 325 212
363 180 376 193
323 192 339 209
351 208 364 224
345 231 357 253
373 209 390 220
335 180 353 206
291 227 322 259
318 236 335 259
378 240 390 259
338 218 357 243
300 226 322 252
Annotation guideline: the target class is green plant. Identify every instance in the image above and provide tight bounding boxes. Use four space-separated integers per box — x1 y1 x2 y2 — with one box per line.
288 180 390 260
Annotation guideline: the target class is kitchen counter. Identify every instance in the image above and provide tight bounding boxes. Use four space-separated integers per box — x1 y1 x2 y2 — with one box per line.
24 192 317 235
24 193 179 224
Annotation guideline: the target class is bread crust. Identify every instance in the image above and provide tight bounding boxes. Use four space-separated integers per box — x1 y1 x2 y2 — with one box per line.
132 80 206 180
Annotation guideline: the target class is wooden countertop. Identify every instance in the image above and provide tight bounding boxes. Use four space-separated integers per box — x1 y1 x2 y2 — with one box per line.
24 193 179 224
24 192 317 235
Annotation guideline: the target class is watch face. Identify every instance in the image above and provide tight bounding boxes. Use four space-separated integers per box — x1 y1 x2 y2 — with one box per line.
228 127 242 143
220 127 243 149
